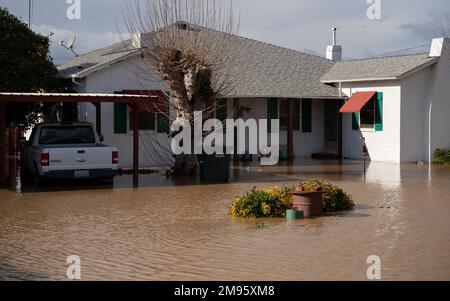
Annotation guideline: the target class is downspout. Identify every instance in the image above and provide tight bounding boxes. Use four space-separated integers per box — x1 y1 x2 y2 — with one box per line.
71 76 84 89
428 102 433 165
345 85 351 159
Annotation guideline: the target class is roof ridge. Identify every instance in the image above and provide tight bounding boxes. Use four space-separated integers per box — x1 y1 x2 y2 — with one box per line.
340 52 430 63
165 22 330 61
229 32 327 60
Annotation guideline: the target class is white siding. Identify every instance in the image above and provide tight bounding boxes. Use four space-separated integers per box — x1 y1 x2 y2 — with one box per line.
400 66 432 163
81 57 173 168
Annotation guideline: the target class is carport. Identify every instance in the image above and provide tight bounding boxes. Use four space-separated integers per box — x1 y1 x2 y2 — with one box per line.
0 92 160 188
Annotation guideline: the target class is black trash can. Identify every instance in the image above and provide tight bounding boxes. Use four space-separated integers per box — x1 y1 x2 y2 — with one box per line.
198 153 230 183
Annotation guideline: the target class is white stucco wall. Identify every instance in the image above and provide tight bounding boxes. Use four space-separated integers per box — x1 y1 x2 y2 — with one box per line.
341 82 402 163
79 57 173 168
425 42 450 162
400 66 432 163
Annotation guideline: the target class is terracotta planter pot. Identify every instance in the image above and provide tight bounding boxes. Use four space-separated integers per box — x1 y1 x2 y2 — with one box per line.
292 190 324 218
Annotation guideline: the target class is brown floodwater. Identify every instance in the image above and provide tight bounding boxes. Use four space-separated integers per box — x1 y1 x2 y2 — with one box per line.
0 160 449 280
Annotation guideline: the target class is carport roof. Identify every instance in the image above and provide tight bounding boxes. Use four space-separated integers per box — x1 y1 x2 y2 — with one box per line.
0 92 156 103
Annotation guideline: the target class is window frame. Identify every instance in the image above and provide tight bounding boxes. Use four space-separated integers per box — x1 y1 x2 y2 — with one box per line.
128 110 157 132
359 97 376 130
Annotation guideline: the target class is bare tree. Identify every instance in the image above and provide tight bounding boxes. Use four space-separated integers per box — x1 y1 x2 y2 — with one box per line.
123 0 240 176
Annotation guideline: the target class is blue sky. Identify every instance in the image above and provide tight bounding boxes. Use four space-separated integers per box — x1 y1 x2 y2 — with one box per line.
1 0 449 63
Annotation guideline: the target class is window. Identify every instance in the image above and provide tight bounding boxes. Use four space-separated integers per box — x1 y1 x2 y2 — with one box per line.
267 98 278 133
39 126 96 144
129 111 156 131
279 99 300 131
215 99 227 122
279 99 289 131
302 99 312 133
352 92 383 131
293 100 300 131
360 98 375 129
114 103 128 134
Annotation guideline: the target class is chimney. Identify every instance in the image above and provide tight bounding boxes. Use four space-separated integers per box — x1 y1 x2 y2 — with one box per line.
429 37 450 57
326 28 342 61
132 33 152 49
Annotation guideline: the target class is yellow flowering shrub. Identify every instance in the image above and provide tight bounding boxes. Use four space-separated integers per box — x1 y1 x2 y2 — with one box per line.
229 181 355 218
228 186 293 218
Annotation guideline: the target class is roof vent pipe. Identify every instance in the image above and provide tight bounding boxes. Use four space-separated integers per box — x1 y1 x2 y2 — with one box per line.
326 28 342 61
332 27 337 46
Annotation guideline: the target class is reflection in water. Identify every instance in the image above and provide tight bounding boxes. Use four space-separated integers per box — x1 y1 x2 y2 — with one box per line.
0 160 449 280
364 161 402 189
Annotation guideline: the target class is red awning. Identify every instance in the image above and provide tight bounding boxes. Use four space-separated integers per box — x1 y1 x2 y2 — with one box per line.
339 91 377 113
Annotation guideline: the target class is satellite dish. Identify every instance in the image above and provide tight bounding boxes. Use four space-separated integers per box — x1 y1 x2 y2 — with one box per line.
60 34 79 57
66 35 76 48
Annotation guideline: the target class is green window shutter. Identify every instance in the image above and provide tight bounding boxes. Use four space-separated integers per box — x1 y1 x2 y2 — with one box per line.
375 92 383 131
216 99 228 122
352 113 359 131
157 113 170 133
301 99 312 133
267 98 279 133
114 103 128 134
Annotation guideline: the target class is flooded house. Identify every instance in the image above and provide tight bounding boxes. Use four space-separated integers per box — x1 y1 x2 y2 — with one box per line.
56 24 450 167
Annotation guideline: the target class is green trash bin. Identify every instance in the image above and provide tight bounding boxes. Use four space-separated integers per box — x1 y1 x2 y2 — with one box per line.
198 153 230 183
286 209 304 220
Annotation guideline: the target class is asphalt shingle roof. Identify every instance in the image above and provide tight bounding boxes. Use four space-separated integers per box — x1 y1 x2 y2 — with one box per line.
321 53 438 83
57 27 340 99
57 40 138 79
58 25 437 98
219 33 339 98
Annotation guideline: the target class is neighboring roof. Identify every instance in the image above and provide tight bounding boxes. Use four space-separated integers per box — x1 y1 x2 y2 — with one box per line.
57 40 139 79
57 26 341 99
321 53 439 83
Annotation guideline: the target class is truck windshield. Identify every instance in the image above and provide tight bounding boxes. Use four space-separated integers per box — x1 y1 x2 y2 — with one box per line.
39 126 96 144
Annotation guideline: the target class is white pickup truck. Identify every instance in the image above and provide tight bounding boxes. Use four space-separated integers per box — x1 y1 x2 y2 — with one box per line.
22 122 119 181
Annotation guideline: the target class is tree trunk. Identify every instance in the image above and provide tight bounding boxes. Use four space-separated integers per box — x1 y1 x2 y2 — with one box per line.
170 117 199 176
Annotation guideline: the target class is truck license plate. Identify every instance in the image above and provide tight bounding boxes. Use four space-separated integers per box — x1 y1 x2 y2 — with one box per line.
74 170 89 178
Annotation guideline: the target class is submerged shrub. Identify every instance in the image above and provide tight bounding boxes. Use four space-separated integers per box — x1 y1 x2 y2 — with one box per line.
229 186 292 218
229 181 354 218
433 149 450 165
296 180 355 212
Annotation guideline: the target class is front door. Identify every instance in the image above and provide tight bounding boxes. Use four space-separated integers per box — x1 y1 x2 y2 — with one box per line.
324 100 339 153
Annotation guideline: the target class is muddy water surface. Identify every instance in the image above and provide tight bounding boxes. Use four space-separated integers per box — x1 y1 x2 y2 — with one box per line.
0 160 449 280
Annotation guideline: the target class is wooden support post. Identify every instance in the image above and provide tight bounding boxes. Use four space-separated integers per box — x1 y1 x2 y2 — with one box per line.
338 99 343 160
8 128 18 190
132 104 139 188
0 100 5 187
93 102 102 136
287 99 295 160
233 98 239 163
